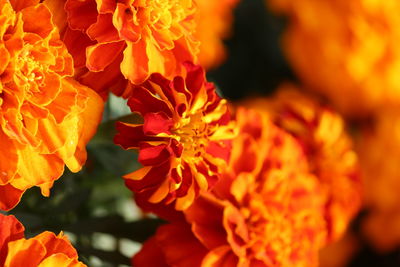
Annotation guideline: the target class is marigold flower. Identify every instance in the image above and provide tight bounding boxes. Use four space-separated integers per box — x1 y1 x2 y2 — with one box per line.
114 63 235 210
195 0 239 69
0 0 103 211
356 108 400 251
267 0 400 116
243 85 362 242
64 0 199 97
0 214 86 266
133 107 327 267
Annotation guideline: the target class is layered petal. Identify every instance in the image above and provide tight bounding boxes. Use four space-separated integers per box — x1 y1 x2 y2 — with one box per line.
0 0 104 210
0 214 86 266
64 0 200 96
134 107 327 267
115 63 235 210
250 85 362 242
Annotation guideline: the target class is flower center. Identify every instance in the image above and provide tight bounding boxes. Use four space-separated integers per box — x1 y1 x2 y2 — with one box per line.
16 49 44 93
174 112 208 158
131 0 189 30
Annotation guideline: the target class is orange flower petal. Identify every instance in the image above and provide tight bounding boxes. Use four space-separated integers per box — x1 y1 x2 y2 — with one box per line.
37 253 86 267
0 214 24 265
86 41 125 71
4 238 46 267
0 184 24 211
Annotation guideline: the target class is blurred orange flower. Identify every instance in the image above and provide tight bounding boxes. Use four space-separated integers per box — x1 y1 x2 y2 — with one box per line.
267 87 362 242
64 0 199 97
0 214 86 266
195 0 239 69
114 63 235 211
357 108 400 251
0 0 103 211
267 0 400 117
133 107 327 267
243 85 362 242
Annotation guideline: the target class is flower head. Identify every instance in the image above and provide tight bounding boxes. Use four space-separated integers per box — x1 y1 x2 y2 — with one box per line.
0 214 86 266
133 107 327 267
65 0 199 97
267 0 400 116
114 62 235 210
0 0 103 210
264 86 362 242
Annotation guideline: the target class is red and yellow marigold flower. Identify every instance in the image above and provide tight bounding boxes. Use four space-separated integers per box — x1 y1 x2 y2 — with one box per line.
114 63 235 211
0 214 86 266
356 108 400 251
267 0 400 117
243 85 362 242
195 0 239 69
64 0 200 97
133 107 327 267
0 0 103 211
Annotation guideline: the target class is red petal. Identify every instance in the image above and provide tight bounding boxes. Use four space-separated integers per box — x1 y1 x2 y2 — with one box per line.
124 162 170 193
87 13 119 43
132 236 169 267
65 0 98 31
143 112 173 135
63 28 96 69
0 184 24 211
138 143 171 166
86 41 125 71
114 123 144 149
0 214 25 266
127 86 172 117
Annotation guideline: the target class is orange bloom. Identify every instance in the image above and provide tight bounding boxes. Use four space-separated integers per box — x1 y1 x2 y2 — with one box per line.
195 0 239 69
0 214 86 266
114 63 235 210
267 0 400 117
0 0 103 211
133 107 327 267
64 0 199 97
244 85 362 242
356 108 400 251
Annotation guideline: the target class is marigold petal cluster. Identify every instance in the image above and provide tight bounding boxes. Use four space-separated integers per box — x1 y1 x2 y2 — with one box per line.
195 0 239 69
0 0 104 211
245 85 362 242
114 62 235 210
0 214 86 266
64 0 199 97
133 107 327 267
267 0 400 116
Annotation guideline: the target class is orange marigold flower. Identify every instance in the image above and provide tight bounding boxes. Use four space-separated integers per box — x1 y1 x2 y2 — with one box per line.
0 214 86 266
356 108 400 251
0 0 103 211
114 63 235 210
267 0 400 117
243 85 362 242
64 0 199 97
195 0 239 69
133 107 327 267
